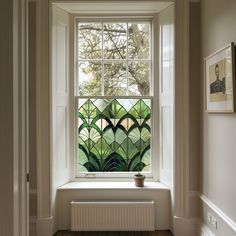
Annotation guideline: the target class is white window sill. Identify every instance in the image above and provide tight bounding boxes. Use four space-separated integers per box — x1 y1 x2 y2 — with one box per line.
57 181 170 191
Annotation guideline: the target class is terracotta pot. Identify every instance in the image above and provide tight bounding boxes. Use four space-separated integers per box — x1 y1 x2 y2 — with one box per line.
134 173 145 187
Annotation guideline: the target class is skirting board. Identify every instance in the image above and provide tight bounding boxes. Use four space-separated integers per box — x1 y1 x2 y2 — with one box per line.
200 194 236 233
173 216 199 236
36 216 53 236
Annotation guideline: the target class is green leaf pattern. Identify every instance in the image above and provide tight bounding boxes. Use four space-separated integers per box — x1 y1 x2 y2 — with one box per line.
77 99 151 172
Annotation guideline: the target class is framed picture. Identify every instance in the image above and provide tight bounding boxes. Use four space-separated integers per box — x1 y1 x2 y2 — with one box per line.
205 42 236 113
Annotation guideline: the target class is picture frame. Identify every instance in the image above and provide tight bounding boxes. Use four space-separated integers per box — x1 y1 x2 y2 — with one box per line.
205 42 236 113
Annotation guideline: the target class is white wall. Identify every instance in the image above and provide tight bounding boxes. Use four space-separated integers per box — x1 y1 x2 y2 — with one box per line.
0 1 27 235
28 0 37 219
0 1 14 235
201 0 236 235
28 2 37 235
189 2 201 219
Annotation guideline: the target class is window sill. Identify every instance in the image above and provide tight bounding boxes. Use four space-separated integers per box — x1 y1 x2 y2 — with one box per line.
57 181 169 191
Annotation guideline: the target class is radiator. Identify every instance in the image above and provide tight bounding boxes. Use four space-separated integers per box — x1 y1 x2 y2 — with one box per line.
71 201 155 231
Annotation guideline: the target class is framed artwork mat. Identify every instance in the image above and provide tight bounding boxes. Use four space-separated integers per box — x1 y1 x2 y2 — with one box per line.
205 42 235 113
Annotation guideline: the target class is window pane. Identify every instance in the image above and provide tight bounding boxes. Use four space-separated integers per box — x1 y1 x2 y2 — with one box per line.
128 61 150 95
104 62 126 96
78 23 102 59
128 23 150 59
77 98 151 173
103 23 127 59
78 61 102 96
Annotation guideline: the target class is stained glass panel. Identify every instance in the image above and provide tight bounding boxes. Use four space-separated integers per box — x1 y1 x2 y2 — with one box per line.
77 98 151 172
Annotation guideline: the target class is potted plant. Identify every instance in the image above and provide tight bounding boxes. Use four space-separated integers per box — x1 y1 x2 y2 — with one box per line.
134 172 145 187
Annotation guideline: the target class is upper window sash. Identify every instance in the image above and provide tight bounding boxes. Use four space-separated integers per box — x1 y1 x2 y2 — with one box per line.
76 19 153 97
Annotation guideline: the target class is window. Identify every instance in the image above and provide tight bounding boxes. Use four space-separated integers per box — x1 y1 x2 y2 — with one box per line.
75 19 156 177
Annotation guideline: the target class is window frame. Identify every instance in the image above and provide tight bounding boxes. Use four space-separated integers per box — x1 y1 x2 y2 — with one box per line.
73 16 159 180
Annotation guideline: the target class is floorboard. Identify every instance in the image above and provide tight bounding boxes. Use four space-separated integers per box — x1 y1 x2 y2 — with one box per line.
55 230 173 236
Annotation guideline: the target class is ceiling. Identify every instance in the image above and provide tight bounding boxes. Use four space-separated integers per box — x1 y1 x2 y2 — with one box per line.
54 1 174 14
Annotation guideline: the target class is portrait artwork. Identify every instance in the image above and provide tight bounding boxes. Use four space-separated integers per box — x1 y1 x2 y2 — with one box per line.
205 43 235 112
209 60 227 102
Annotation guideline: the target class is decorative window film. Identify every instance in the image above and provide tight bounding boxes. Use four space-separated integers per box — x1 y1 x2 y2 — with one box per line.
77 98 151 172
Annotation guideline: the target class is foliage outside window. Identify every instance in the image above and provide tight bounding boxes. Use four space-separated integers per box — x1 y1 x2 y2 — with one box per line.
76 20 153 176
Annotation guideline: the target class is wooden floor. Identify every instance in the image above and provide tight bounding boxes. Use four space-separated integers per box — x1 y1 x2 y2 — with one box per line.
55 231 173 236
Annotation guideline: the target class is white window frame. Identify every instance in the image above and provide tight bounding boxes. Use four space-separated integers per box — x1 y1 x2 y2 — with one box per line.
73 16 159 180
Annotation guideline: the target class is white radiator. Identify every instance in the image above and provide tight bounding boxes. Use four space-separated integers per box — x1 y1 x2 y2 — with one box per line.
71 201 155 231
